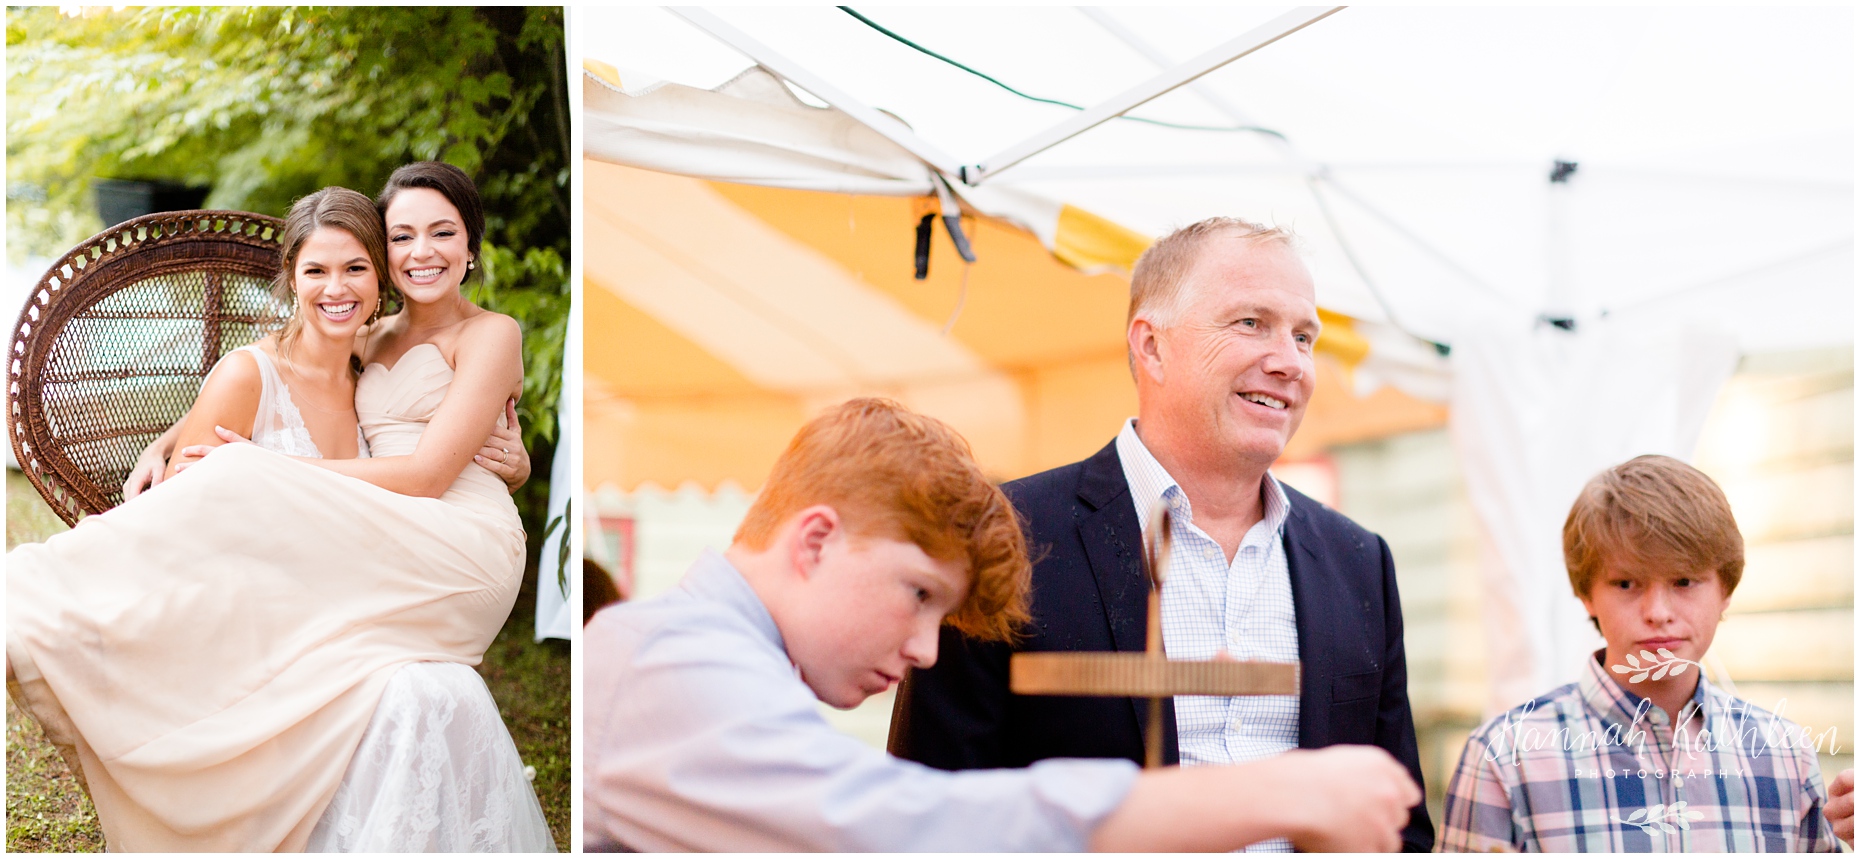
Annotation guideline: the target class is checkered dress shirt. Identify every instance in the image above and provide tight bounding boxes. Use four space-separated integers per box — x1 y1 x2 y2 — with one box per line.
1117 419 1300 852
1439 650 1839 852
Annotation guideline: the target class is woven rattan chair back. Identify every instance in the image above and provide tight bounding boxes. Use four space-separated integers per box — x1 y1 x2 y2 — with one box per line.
8 210 286 526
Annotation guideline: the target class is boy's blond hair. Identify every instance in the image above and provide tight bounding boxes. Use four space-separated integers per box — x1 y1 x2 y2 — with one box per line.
1563 454 1744 598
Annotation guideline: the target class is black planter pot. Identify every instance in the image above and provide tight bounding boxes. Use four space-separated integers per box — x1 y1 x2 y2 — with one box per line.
93 178 212 229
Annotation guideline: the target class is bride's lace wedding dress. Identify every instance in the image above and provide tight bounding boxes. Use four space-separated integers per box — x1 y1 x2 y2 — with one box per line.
6 343 554 851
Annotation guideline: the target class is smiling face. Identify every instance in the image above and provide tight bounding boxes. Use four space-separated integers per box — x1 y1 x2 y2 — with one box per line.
292 227 380 342
1136 237 1319 470
781 526 969 710
1581 559 1730 698
384 187 473 307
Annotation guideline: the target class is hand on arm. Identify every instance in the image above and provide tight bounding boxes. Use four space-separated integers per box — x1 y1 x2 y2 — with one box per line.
124 418 187 498
1091 746 1420 852
161 353 261 482
179 409 523 491
473 398 530 493
305 315 523 497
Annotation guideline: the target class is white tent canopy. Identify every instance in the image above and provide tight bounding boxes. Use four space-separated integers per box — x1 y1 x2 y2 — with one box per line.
585 6 1852 712
588 5 1852 350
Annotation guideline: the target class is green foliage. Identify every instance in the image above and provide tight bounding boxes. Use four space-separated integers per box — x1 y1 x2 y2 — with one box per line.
7 7 568 252
468 242 568 532
6 5 571 549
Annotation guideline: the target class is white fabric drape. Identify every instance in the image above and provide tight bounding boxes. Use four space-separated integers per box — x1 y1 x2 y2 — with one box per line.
534 372 576 642
1449 314 1738 715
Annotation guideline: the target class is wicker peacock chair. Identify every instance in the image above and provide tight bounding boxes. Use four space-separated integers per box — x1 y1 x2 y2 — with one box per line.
8 210 286 526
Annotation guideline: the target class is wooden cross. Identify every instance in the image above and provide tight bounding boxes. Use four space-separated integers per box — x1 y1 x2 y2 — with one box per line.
1009 503 1301 768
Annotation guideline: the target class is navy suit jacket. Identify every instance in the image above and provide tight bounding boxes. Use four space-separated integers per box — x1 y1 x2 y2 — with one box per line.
889 439 1435 852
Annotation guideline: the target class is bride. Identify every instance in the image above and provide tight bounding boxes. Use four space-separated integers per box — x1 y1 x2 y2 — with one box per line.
6 168 553 851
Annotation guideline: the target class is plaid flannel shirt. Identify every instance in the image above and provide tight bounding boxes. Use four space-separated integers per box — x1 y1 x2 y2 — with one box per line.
1439 650 1838 852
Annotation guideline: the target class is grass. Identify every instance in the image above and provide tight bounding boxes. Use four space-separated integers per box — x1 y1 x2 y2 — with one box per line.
483 563 572 849
5 698 103 852
4 469 569 851
6 472 94 852
5 470 67 549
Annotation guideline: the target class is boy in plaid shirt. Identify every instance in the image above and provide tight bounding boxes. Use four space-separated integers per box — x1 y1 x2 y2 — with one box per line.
1439 455 1842 852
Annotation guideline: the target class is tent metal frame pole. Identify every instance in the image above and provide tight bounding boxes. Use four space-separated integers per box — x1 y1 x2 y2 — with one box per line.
1077 7 1282 148
669 7 965 178
1083 5 1515 320
964 6 1342 186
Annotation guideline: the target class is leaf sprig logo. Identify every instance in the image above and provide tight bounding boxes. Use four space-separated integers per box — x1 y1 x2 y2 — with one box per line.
1612 801 1705 835
1611 648 1704 684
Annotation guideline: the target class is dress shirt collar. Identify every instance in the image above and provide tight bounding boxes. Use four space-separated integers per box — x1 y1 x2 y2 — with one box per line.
681 548 787 656
1578 646 1714 731
1115 417 1290 538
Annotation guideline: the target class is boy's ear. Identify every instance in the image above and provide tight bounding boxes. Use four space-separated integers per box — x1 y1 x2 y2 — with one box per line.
790 505 840 581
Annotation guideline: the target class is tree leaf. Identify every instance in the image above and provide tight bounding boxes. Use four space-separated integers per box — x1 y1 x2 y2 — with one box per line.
1659 822 1678 833
1686 811 1705 820
1651 665 1669 681
1612 664 1632 674
1646 804 1664 820
1677 817 1692 830
1657 647 1676 659
1640 650 1658 663
1670 662 1689 676
1630 671 1650 684
1626 653 1642 668
1628 809 1648 823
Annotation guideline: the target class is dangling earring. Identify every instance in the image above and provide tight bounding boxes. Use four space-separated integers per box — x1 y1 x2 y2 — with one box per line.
366 296 383 325
467 258 476 271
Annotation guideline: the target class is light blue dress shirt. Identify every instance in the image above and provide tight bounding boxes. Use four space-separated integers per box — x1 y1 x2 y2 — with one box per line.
1117 418 1300 851
582 549 1141 851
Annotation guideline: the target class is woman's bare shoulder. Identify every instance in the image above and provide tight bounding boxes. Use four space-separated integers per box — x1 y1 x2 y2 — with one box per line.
194 348 264 415
450 311 523 388
458 310 523 352
209 344 264 383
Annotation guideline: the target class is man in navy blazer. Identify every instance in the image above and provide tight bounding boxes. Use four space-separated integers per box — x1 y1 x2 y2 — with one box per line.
890 217 1433 852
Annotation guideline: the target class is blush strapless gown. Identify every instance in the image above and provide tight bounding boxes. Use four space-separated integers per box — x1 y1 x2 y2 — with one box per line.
6 342 552 851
